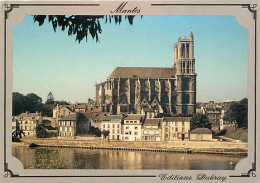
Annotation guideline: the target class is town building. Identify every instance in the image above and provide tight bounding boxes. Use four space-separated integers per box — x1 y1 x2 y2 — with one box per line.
100 115 123 140
122 114 145 141
161 117 192 141
190 128 213 141
53 105 74 128
96 32 197 115
207 109 221 131
142 118 162 141
58 113 89 138
141 108 155 118
13 111 43 137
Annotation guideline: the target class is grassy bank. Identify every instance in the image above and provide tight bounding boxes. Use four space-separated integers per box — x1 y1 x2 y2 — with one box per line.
218 126 248 142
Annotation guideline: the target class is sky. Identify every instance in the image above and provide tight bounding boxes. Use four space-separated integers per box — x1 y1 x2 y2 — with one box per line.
13 15 248 103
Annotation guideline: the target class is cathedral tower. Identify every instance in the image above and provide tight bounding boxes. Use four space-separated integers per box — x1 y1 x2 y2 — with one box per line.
174 31 196 115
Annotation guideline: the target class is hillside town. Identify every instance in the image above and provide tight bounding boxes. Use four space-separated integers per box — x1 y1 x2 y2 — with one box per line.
12 99 240 142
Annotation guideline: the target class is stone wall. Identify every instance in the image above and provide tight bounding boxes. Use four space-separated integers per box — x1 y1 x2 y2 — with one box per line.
20 139 247 150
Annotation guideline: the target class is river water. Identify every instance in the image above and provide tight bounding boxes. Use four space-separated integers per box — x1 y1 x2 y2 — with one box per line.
12 146 244 170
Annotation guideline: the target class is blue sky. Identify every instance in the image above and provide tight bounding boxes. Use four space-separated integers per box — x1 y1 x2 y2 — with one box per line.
13 15 248 103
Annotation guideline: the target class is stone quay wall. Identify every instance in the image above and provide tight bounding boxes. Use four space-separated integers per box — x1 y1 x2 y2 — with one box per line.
19 138 248 150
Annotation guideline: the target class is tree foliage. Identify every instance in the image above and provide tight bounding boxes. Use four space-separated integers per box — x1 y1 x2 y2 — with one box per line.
12 92 43 116
12 129 25 142
36 124 51 138
192 113 211 129
88 126 101 137
101 130 110 140
45 92 55 104
33 15 135 43
224 98 248 128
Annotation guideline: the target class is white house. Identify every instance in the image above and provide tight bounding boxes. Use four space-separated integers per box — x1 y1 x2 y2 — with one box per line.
122 114 145 141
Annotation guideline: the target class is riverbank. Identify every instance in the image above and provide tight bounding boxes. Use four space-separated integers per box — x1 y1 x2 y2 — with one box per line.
12 138 247 156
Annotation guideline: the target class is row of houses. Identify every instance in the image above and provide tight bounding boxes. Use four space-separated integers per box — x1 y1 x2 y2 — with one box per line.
12 110 212 142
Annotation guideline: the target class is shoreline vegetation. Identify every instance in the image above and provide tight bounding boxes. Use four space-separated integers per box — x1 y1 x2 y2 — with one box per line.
12 139 248 157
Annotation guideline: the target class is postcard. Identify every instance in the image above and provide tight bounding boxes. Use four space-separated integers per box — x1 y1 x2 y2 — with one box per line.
0 0 259 183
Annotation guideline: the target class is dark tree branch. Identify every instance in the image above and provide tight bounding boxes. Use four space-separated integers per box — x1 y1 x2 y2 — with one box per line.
33 15 135 43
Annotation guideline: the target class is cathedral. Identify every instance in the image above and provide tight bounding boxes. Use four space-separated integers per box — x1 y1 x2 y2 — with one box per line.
96 31 197 115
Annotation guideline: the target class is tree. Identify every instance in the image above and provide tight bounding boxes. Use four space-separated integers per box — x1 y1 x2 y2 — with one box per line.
33 15 136 43
224 98 248 128
12 129 25 142
36 124 51 138
88 126 101 137
13 92 43 115
101 130 110 140
192 113 211 129
25 93 43 112
45 92 55 104
54 100 70 105
12 92 26 115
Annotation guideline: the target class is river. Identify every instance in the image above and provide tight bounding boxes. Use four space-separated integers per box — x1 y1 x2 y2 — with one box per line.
12 146 244 170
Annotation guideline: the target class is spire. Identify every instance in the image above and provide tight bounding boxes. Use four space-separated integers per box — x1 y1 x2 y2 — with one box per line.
190 30 193 40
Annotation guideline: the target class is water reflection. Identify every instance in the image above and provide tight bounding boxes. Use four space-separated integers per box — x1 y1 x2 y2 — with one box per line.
12 146 244 170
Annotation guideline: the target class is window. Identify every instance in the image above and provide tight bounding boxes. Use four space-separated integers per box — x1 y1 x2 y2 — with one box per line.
130 121 133 123
113 124 115 128
117 129 119 133
108 124 110 128
69 122 72 126
65 122 67 126
175 127 178 132
134 132 138 135
126 126 129 129
103 124 105 128
113 129 115 133
117 124 120 128
69 127 72 132
25 121 27 124
135 127 138 130
182 122 185 126
25 126 27 130
28 132 30 135
125 132 129 135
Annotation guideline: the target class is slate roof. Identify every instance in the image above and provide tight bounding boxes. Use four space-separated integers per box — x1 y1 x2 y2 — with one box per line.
59 114 77 121
84 112 110 121
108 67 176 79
18 112 41 118
124 114 145 121
102 115 122 121
190 128 212 134
163 117 192 122
44 126 57 131
143 118 162 125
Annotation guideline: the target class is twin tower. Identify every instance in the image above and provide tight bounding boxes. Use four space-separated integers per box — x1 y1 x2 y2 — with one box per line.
96 31 196 115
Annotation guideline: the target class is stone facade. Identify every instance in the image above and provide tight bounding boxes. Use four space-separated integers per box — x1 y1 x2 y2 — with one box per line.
190 128 213 141
58 113 89 138
161 117 192 141
100 115 123 140
142 118 162 141
13 111 43 137
96 32 196 115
